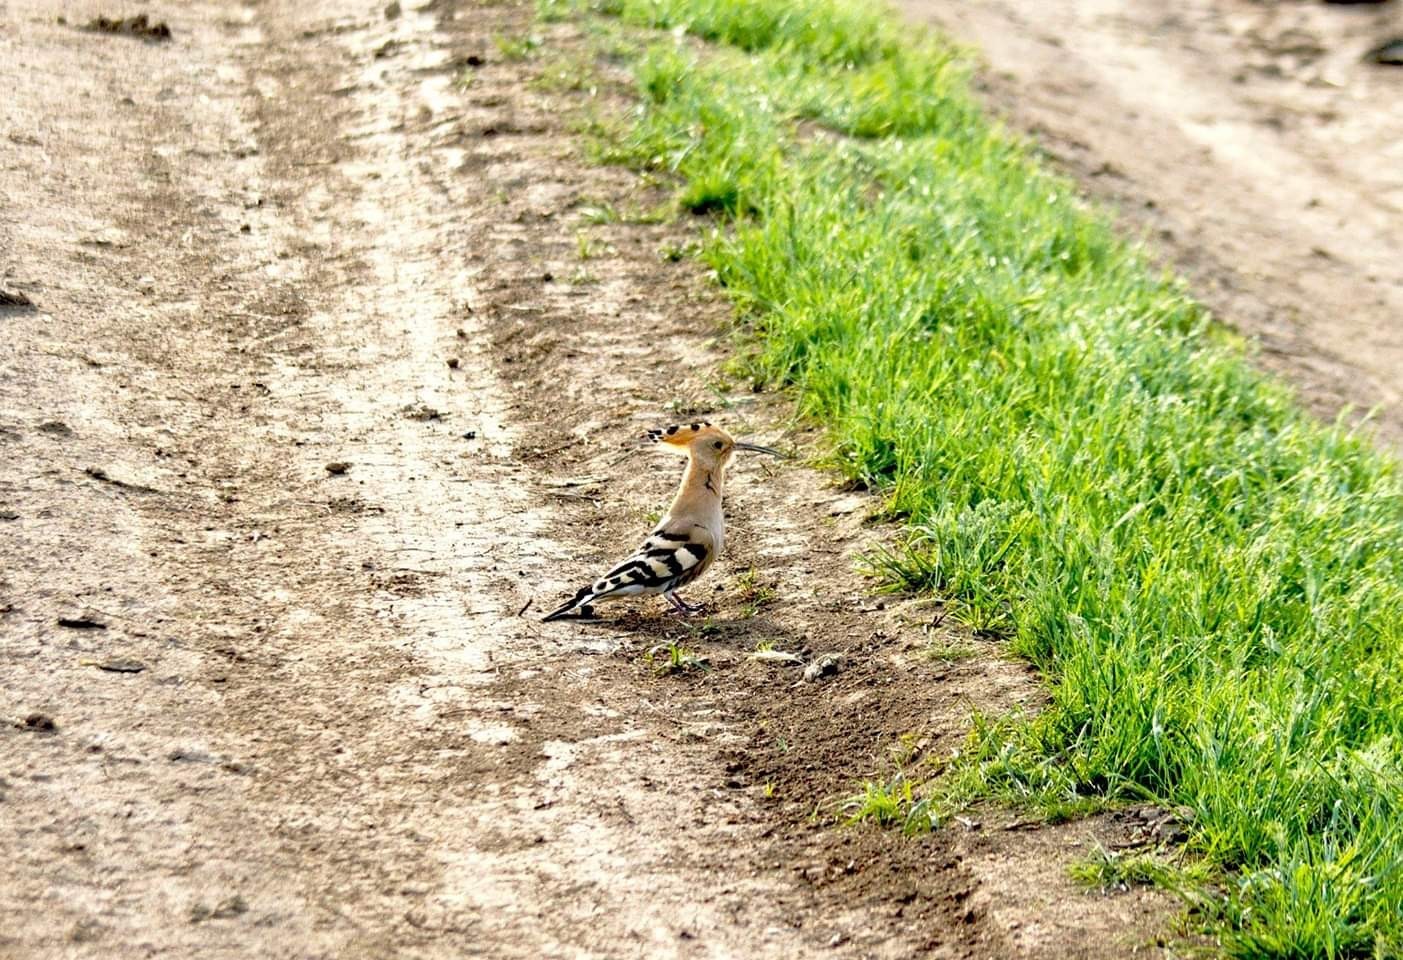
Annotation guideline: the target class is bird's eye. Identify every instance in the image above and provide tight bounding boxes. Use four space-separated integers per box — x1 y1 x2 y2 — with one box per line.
713 441 724 450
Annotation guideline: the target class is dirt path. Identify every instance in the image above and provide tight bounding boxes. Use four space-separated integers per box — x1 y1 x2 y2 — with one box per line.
903 0 1403 450
4 1 1179 957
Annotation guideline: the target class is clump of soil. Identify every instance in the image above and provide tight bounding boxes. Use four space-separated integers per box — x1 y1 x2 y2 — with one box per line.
19 713 56 733
83 14 172 41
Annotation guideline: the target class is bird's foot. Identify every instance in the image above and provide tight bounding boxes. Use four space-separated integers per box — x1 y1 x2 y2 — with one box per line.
664 593 703 616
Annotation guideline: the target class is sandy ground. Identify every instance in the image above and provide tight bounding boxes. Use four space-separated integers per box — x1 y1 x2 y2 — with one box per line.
0 0 1252 957
903 0 1403 450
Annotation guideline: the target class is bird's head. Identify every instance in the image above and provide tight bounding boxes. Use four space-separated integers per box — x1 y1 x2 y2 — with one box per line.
640 422 784 468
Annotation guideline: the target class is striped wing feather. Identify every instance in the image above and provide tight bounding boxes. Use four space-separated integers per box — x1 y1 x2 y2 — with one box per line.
590 524 711 600
542 519 715 621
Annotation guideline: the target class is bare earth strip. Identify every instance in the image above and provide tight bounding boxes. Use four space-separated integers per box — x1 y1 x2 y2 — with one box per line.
904 0 1403 450
4 1 1179 958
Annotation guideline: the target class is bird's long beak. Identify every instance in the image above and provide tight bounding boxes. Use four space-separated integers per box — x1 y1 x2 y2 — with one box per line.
735 441 786 457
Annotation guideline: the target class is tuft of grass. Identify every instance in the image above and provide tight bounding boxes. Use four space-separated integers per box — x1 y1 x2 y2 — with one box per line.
659 238 692 262
533 51 600 92
494 32 543 60
841 775 936 835
544 0 1403 954
925 637 978 665
732 565 777 617
576 200 620 224
575 229 611 260
646 640 708 673
1071 842 1207 895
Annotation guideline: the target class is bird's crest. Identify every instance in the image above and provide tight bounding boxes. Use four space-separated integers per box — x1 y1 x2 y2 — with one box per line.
642 421 717 448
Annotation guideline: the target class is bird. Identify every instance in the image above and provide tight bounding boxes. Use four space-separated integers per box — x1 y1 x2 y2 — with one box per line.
542 422 783 622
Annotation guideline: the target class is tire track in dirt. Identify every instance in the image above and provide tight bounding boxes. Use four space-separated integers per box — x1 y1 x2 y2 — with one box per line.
5 1 1180 957
230 3 860 955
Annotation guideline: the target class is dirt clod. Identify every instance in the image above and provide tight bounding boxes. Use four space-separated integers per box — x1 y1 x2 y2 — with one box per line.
82 466 159 494
83 14 172 41
169 748 215 763
402 402 445 421
58 616 107 630
189 895 247 923
93 659 146 674
1114 804 1194 847
329 496 384 515
37 420 73 437
68 919 104 943
20 713 56 733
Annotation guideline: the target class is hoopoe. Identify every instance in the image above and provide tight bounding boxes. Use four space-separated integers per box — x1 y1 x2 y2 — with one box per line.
542 422 783 622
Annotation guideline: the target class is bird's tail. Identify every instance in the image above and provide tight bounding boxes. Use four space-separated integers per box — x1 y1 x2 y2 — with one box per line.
542 585 595 622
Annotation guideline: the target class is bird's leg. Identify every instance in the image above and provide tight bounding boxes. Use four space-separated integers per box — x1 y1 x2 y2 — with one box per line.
664 591 703 615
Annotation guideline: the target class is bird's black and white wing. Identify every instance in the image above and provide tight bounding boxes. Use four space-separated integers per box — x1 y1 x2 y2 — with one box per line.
541 523 712 621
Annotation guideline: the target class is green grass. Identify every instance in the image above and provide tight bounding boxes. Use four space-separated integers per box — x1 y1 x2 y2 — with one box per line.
841 774 936 835
645 640 709 673
494 31 544 60
732 565 777 617
539 1 1403 955
1070 842 1209 896
924 636 978 664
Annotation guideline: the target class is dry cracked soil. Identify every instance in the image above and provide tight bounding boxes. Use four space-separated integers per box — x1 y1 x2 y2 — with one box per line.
4 0 1393 958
